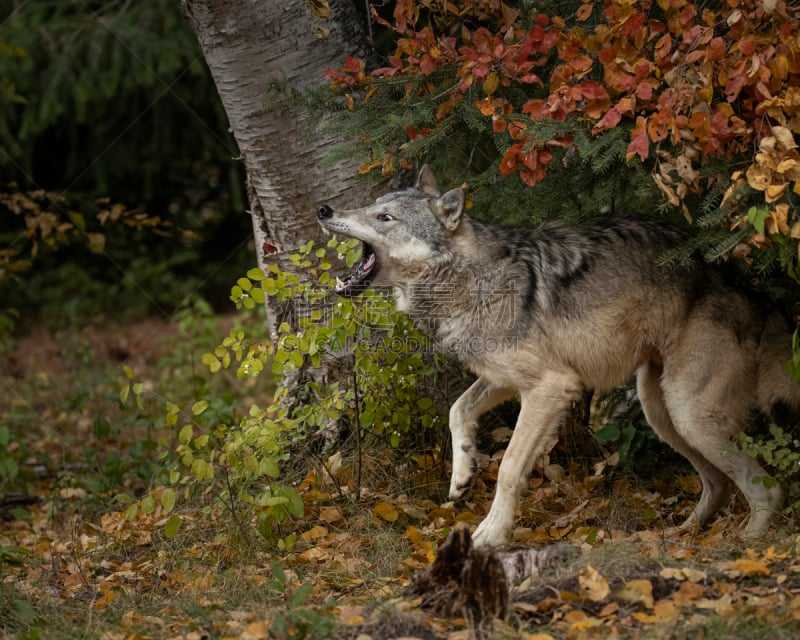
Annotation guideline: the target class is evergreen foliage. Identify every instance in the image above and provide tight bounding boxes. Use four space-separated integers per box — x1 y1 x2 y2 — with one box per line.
320 0 800 315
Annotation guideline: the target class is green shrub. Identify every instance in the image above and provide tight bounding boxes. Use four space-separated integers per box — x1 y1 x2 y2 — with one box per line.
131 239 444 547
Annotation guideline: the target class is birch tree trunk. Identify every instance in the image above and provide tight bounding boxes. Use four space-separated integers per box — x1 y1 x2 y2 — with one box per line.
181 0 464 436
180 0 378 338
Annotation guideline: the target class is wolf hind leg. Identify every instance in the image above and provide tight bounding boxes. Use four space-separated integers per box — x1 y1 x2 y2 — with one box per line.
473 371 582 548
661 349 783 538
448 378 516 501
637 361 733 533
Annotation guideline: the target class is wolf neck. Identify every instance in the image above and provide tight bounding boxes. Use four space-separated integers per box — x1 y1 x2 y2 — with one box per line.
393 217 521 348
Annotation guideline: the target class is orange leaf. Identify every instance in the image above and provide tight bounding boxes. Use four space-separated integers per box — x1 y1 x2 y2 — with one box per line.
576 3 593 21
579 565 610 602
722 558 771 576
738 38 756 55
613 579 654 608
373 501 399 522
626 116 650 162
300 525 328 541
636 81 653 101
319 506 341 524
673 581 706 606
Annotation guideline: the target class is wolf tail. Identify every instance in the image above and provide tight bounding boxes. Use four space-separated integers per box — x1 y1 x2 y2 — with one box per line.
757 314 800 425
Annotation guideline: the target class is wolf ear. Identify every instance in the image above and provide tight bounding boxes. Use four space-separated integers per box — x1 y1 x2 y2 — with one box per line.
435 187 465 231
415 165 440 196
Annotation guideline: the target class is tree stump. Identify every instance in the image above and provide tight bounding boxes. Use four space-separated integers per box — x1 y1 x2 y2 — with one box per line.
406 528 577 625
405 527 508 624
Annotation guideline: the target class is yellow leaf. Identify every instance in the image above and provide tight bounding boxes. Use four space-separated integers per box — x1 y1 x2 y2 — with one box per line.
405 525 423 547
319 506 341 524
579 565 610 602
241 620 270 640
721 558 770 576
373 501 399 522
300 525 328 542
483 72 500 96
612 579 654 609
773 125 797 151
298 546 328 562
673 581 706 606
776 158 800 178
659 566 707 582
307 0 330 20
653 599 678 619
746 164 771 191
765 182 788 203
632 611 658 623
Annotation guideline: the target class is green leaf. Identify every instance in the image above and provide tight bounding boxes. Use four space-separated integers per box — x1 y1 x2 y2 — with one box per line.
251 287 265 304
123 365 133 379
275 486 304 518
237 277 253 292
192 400 209 416
747 206 769 235
141 495 155 514
161 488 177 513
594 424 621 442
178 424 193 444
247 267 266 281
260 457 280 478
164 514 181 538
119 384 130 405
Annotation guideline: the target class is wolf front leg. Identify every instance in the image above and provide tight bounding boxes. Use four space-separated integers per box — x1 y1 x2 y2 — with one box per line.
448 378 517 501
472 371 582 548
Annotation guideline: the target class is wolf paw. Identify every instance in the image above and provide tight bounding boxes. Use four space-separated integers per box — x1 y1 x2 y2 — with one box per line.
448 452 477 500
472 515 511 548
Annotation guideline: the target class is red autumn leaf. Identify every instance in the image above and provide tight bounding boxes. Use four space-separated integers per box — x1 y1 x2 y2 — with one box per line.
521 98 547 117
609 72 637 93
419 53 437 75
636 81 653 101
679 3 696 26
616 95 636 115
706 36 726 62
500 143 523 175
598 45 616 65
622 12 646 37
567 53 593 74
654 33 672 62
492 116 507 133
738 38 756 55
593 107 622 133
633 58 652 79
263 241 278 255
626 116 650 161
508 121 528 139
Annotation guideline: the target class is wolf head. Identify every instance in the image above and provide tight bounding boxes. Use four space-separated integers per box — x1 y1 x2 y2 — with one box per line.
317 165 465 296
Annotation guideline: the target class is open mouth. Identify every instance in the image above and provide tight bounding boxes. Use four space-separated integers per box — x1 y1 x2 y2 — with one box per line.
334 243 377 296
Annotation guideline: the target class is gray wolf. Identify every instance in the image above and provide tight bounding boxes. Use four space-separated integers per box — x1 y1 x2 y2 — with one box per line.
317 165 800 546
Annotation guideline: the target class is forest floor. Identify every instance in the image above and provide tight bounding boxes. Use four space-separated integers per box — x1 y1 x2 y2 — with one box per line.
2 315 800 639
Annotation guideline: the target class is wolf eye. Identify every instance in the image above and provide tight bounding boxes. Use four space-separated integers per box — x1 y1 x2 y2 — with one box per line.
377 213 395 222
